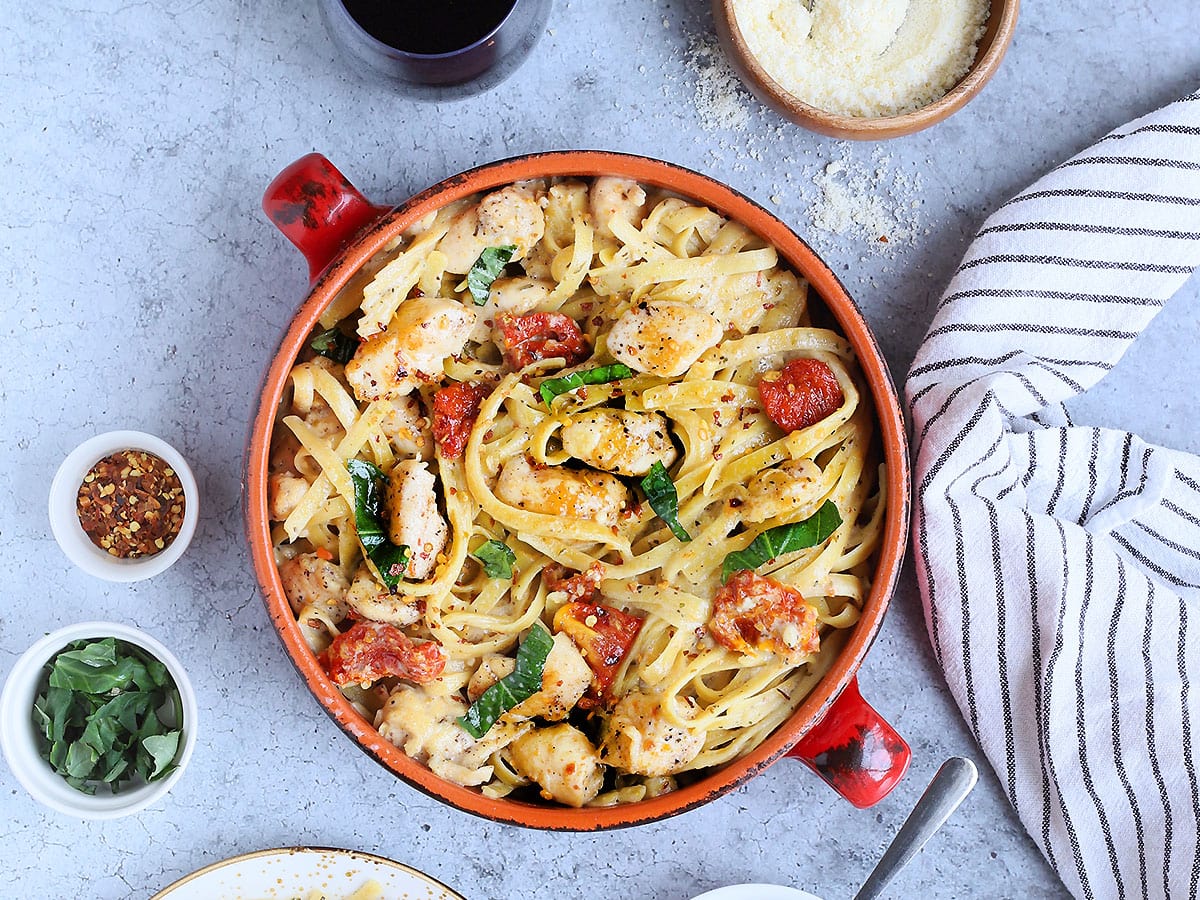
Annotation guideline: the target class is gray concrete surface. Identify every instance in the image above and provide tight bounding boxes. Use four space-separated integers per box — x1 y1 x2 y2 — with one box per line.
2 1 1197 897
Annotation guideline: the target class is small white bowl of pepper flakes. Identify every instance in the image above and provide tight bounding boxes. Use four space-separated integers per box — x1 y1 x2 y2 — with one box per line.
48 430 199 582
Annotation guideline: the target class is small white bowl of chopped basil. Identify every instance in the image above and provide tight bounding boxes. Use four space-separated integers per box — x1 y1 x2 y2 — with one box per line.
0 621 198 818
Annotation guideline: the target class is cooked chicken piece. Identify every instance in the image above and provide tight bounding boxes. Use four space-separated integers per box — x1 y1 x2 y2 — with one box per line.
741 459 824 523
605 300 723 377
376 685 530 787
345 328 420 402
384 459 448 580
515 633 592 720
467 276 556 344
439 184 546 274
268 472 309 521
560 409 678 477
468 633 592 720
495 455 629 527
278 552 350 620
508 724 605 807
345 563 422 627
303 395 345 442
345 297 476 402
600 691 705 777
380 394 433 460
467 655 516 702
589 176 648 240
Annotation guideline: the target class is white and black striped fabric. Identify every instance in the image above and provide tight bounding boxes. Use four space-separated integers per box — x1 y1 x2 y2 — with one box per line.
906 90 1200 899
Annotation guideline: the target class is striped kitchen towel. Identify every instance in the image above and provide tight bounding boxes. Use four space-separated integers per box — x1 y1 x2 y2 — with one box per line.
906 90 1200 899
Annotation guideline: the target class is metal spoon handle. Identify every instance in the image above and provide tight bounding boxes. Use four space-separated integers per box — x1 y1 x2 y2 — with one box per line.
852 757 979 900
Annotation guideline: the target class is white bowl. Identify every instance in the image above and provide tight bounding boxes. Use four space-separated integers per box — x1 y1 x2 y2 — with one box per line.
0 621 199 819
48 430 199 582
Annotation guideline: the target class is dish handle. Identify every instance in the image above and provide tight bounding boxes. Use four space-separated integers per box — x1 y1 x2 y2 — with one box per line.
785 676 910 808
262 153 392 281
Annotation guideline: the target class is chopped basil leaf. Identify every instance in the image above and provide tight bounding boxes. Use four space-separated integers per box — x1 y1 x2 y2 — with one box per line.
721 500 842 583
457 623 554 739
33 638 185 795
346 458 411 592
539 363 634 406
310 327 358 364
474 539 516 579
641 460 691 542
467 245 517 305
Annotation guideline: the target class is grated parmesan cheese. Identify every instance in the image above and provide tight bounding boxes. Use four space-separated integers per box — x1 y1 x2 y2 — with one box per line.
731 0 990 118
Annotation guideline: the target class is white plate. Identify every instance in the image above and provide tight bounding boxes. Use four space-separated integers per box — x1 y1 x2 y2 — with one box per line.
150 847 465 900
691 886 824 900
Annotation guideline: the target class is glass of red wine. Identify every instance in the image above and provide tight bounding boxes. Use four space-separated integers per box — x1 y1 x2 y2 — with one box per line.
319 0 551 99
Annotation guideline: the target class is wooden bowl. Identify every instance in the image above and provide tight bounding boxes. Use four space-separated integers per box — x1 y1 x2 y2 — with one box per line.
249 151 913 830
713 0 1020 140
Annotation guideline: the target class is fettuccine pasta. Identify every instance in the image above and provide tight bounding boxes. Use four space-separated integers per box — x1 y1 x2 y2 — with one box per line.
267 176 885 808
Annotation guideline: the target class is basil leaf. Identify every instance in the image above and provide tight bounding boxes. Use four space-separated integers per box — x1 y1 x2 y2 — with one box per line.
641 460 691 542
346 458 411 592
721 500 842 583
48 654 141 693
539 363 634 406
56 637 117 668
310 327 358 364
457 623 554 739
474 540 516 580
143 732 181 781
467 245 516 305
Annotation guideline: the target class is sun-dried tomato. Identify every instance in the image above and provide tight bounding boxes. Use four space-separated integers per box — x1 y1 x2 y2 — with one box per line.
496 312 589 370
320 620 446 687
757 358 844 433
432 380 492 459
553 600 643 708
708 571 820 665
543 562 603 603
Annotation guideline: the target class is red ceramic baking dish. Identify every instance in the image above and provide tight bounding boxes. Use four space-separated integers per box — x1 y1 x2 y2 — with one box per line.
247 151 912 830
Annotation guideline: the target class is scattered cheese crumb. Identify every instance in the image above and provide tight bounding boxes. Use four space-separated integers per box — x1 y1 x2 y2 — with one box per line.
684 35 753 135
805 145 925 254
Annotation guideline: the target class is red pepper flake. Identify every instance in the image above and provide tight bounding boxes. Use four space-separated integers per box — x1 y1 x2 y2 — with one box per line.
76 449 185 558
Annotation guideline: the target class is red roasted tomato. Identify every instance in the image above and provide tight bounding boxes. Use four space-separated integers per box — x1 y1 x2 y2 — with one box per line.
497 312 589 370
708 570 820 665
757 358 844 433
543 562 604 603
321 620 446 687
553 600 644 707
432 380 492 459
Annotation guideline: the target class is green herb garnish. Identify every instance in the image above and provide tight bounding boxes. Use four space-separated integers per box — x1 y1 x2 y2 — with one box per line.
474 539 516 579
467 245 517 305
539 363 634 406
33 637 184 795
346 458 410 592
721 500 842 583
641 460 691 542
457 623 554 739
310 327 358 364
